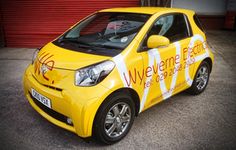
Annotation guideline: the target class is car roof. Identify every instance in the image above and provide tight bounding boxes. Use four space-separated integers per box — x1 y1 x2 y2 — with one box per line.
99 7 195 15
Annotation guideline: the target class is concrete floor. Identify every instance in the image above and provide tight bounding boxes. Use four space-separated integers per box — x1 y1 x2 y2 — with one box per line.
0 31 235 149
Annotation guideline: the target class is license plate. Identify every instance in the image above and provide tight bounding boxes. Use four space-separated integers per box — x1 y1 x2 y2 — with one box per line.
31 88 51 108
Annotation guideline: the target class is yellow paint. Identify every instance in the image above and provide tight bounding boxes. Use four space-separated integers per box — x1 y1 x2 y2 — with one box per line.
23 7 214 138
147 35 170 48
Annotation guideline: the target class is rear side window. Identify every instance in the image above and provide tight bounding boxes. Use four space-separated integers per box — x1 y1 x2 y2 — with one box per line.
194 15 205 32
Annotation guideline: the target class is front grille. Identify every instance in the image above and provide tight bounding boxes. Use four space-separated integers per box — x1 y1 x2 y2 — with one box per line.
42 84 63 92
29 92 73 126
32 75 62 91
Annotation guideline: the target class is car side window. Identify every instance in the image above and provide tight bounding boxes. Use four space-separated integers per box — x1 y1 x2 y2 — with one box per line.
193 14 205 33
142 13 191 49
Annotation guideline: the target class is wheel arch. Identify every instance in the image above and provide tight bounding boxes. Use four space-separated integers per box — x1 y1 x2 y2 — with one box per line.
92 88 140 133
92 87 140 140
116 88 140 116
203 57 213 73
99 88 140 117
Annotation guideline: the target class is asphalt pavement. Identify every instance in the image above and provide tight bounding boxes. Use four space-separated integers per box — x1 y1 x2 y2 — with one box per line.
0 30 235 150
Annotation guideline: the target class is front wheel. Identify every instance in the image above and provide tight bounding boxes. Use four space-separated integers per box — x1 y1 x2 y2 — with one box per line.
187 61 210 95
93 92 135 144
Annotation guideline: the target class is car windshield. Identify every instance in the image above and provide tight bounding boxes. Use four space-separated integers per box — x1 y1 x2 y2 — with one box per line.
54 12 150 56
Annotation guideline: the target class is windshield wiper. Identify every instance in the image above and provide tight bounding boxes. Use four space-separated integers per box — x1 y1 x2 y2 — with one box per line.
59 38 93 49
93 44 122 50
58 38 121 51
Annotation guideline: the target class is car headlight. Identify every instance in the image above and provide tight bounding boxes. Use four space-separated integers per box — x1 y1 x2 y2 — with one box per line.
75 60 115 86
32 48 40 64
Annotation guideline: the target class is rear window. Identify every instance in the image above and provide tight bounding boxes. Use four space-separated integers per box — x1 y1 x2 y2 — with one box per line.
194 15 205 32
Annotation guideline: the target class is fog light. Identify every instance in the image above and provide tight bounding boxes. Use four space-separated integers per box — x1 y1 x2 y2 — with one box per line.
67 117 73 125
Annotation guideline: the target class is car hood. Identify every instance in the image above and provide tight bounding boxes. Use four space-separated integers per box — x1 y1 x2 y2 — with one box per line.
37 42 111 71
31 42 111 88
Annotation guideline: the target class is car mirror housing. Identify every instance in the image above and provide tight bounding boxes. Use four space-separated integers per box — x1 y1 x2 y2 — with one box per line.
147 35 170 49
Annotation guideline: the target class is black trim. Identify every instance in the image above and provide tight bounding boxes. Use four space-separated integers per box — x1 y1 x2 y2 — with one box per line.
32 75 63 91
184 14 193 37
29 92 73 126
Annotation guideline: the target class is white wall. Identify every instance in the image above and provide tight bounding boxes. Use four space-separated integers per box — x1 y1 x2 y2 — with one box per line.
171 0 227 15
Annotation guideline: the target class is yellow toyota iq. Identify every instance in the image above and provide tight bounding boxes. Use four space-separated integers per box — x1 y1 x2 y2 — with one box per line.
23 7 214 144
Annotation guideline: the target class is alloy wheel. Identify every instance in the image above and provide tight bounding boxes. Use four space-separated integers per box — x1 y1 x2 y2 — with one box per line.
104 102 131 138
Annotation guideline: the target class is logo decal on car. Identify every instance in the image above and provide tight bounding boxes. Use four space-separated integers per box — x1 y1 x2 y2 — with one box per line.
34 52 55 82
113 35 210 112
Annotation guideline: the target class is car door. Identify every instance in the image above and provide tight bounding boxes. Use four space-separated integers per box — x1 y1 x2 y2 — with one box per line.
139 13 193 111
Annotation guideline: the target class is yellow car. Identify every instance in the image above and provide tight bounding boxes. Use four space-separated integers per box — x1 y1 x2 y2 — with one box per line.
23 7 214 144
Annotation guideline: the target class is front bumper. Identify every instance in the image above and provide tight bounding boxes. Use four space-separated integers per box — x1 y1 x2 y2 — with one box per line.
23 65 111 137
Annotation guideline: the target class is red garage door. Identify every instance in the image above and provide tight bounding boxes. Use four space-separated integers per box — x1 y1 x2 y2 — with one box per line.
1 0 139 47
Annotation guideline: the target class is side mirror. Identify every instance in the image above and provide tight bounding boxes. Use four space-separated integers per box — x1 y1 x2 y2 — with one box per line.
147 35 170 49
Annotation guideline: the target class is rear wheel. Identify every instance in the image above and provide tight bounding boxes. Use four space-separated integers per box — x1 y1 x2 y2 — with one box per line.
187 61 210 95
93 92 135 144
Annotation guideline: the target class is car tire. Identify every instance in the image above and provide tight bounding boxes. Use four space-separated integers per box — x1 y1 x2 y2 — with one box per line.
187 61 210 95
93 92 135 145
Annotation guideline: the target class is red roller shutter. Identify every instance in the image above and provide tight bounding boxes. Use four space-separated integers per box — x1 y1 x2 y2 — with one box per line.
0 8 5 47
0 0 139 47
